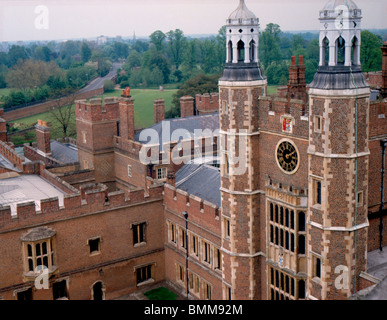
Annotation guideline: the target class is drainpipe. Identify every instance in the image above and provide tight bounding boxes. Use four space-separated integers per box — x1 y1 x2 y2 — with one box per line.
380 139 387 252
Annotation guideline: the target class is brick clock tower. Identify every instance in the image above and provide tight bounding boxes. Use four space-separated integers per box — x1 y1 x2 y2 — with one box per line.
218 0 267 300
307 0 370 300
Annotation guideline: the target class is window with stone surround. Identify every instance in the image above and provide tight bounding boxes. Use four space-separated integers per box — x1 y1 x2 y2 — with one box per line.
314 115 322 133
188 271 200 296
268 202 296 253
214 247 222 270
202 240 211 265
88 237 101 255
202 280 212 300
157 167 167 180
176 263 185 284
312 254 322 279
136 264 154 285
21 227 57 279
132 222 146 246
269 267 304 300
128 165 132 177
312 179 322 206
190 233 199 258
168 221 176 244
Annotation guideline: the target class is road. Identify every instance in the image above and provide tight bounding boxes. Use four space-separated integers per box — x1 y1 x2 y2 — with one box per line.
79 62 122 93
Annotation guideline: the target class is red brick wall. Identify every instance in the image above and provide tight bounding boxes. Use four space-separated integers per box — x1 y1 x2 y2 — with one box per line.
0 183 164 300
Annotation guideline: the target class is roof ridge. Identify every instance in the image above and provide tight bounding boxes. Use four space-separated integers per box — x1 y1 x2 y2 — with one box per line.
175 164 205 188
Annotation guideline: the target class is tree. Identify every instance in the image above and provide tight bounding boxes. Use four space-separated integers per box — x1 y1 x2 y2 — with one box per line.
7 45 29 67
149 30 166 52
126 50 142 69
259 23 282 67
6 60 61 91
361 30 383 72
49 93 76 138
81 42 92 63
166 29 187 69
104 79 115 92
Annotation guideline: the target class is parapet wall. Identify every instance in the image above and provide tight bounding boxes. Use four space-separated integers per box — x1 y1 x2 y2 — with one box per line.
369 100 387 138
0 140 24 171
75 97 119 122
258 96 309 138
0 180 163 232
195 93 219 115
163 183 221 236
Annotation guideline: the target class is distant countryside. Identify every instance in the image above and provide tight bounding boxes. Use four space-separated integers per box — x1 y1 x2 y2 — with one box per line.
0 25 385 146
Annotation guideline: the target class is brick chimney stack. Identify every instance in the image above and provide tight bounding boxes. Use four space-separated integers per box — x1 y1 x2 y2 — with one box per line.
119 98 135 141
382 41 387 98
154 99 165 124
180 96 195 118
287 55 307 102
36 120 51 155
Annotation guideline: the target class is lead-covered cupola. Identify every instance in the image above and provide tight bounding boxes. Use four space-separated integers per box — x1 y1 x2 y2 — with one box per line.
309 0 368 90
220 0 266 82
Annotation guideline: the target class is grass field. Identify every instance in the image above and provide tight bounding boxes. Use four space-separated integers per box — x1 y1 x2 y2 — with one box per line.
144 287 178 300
0 88 12 97
8 85 279 145
95 88 176 129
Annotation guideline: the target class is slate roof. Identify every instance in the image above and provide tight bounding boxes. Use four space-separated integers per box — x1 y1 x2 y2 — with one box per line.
175 163 221 208
50 141 78 164
135 113 219 151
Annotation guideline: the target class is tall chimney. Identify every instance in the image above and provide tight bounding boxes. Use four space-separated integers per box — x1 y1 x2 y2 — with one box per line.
36 120 51 155
180 96 195 118
154 99 165 124
119 98 135 141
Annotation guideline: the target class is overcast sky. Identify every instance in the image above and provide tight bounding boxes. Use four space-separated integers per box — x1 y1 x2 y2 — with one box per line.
0 0 386 42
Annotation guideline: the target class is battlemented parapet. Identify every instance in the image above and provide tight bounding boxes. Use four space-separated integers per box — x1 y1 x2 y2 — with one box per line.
0 179 164 232
163 183 221 235
75 97 119 123
195 93 219 115
0 140 25 171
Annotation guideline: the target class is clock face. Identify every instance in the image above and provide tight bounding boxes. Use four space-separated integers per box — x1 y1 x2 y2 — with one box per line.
276 141 299 174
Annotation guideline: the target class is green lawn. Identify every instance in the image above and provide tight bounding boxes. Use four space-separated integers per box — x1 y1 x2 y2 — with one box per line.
144 287 178 300
267 86 279 95
0 88 12 98
95 88 177 129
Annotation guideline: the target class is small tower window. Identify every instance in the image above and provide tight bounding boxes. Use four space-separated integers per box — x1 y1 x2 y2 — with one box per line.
228 41 233 63
336 36 345 65
237 40 245 62
322 37 329 66
351 36 359 65
249 40 256 62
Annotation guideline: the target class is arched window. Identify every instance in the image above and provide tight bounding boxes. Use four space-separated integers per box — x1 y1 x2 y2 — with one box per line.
337 36 345 65
249 40 255 62
228 41 233 63
237 40 245 62
299 211 305 232
351 36 359 65
323 37 329 66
